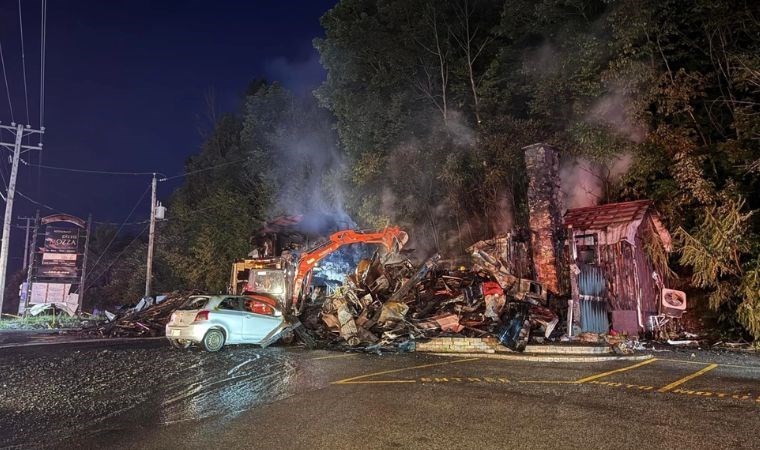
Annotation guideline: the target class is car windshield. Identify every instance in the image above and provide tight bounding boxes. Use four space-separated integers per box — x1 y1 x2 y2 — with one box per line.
247 270 286 295
178 297 210 310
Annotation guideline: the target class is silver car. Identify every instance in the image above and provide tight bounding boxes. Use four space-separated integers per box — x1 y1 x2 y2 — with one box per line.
165 295 292 352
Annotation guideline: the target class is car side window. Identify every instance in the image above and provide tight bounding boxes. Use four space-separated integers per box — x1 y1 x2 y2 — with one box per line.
244 299 275 316
218 297 242 311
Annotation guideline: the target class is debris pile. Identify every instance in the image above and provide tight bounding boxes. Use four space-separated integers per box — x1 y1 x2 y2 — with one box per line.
301 235 559 352
81 291 197 337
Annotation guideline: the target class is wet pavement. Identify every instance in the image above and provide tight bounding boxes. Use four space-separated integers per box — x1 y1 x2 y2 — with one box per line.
1 339 759 449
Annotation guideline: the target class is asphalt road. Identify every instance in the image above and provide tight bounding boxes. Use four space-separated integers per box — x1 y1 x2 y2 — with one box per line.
1 339 759 449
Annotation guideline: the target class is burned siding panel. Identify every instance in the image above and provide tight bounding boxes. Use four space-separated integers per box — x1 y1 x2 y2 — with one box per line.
634 231 660 316
564 200 673 336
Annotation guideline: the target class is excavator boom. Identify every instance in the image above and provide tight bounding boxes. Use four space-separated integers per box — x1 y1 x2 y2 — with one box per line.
290 227 408 312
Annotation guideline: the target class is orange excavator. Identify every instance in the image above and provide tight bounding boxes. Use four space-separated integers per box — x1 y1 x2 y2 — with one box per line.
230 227 409 314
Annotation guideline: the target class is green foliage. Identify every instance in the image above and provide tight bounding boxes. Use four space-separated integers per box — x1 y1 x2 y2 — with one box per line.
317 0 760 335
677 199 760 337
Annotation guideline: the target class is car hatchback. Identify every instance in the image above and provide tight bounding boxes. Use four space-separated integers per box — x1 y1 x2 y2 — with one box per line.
166 295 291 352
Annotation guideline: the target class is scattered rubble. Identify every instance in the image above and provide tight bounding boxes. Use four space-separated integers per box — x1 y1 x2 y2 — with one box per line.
81 291 198 337
300 235 559 352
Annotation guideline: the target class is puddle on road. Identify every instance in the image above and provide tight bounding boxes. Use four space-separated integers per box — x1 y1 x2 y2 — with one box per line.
155 349 300 424
0 345 326 448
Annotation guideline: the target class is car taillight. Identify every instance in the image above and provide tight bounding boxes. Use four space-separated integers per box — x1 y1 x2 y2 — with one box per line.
194 310 209 322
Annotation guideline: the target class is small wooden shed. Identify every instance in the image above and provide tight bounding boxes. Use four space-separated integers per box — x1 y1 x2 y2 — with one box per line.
563 200 672 335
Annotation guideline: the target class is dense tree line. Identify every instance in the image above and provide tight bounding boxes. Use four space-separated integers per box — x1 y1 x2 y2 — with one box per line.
315 0 759 337
83 1 759 337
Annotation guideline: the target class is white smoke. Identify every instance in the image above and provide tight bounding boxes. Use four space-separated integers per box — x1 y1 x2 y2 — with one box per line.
559 153 633 211
586 86 647 143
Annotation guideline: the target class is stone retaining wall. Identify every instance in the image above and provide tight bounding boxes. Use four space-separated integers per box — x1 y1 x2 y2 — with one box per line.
414 337 613 354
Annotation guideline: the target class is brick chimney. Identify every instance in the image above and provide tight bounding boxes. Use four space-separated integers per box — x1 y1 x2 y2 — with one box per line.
523 143 564 295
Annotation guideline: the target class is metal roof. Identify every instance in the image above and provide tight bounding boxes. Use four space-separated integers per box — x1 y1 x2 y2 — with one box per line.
563 199 653 230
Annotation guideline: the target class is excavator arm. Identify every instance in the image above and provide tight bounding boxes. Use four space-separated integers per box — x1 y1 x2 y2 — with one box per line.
289 227 408 313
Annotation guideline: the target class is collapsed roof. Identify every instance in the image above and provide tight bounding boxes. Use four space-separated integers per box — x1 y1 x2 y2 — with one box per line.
563 200 672 250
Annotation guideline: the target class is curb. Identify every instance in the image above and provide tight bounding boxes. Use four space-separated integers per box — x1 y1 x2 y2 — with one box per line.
429 352 654 363
0 336 166 350
0 328 81 334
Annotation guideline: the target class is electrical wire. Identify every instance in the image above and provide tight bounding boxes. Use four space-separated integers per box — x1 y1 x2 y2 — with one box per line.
0 39 13 122
17 191 68 213
158 157 249 181
0 130 8 191
17 0 30 125
37 0 47 199
20 157 248 180
39 0 46 129
83 183 152 282
84 223 150 290
21 160 164 177
16 189 150 226
93 219 150 226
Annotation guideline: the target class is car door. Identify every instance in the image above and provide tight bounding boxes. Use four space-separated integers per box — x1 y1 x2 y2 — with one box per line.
214 297 245 343
241 298 284 343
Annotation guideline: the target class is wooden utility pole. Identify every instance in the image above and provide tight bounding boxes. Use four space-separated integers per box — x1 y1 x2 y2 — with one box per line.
145 174 157 296
23 210 39 314
0 123 44 313
17 216 35 269
78 214 91 311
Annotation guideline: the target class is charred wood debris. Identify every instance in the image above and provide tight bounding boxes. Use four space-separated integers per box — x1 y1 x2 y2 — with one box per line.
81 291 200 338
301 235 560 353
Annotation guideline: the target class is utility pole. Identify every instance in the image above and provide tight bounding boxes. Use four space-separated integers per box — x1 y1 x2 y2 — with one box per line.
23 210 39 314
0 123 44 313
145 174 157 296
16 216 35 269
78 214 91 312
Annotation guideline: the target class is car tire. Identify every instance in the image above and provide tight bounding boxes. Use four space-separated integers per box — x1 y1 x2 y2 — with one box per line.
202 329 225 352
169 339 191 350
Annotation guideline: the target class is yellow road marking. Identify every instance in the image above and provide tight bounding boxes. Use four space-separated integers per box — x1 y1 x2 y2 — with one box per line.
332 357 480 385
519 380 577 384
310 353 358 361
658 363 718 393
659 358 757 370
575 358 658 384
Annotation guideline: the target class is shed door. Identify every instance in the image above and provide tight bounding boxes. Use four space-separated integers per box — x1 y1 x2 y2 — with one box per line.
578 265 609 334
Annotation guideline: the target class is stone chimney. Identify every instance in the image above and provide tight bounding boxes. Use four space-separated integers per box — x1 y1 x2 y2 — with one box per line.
523 143 564 295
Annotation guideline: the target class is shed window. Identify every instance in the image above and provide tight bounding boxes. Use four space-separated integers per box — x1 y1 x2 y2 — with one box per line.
574 234 598 265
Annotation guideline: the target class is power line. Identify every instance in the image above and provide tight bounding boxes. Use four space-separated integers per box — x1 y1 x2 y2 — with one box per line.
84 183 151 283
39 0 47 129
18 157 248 180
93 219 150 226
158 157 249 181
16 189 150 225
0 39 14 122
85 223 150 290
17 0 30 125
37 0 48 199
20 160 164 177
17 191 62 212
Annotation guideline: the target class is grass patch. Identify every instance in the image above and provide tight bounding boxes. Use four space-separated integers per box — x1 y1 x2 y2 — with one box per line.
0 314 87 330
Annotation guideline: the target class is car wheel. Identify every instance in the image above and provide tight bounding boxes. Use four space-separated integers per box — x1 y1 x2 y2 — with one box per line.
202 329 225 352
169 339 191 350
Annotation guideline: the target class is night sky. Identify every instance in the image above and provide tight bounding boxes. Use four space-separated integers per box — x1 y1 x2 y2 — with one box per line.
0 0 336 270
